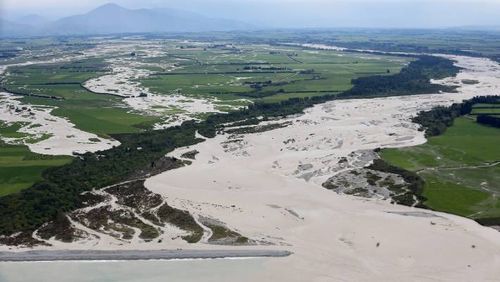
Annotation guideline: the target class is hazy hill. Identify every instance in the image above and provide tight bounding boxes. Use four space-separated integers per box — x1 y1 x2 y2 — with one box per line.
0 18 34 37
16 14 49 27
1 3 253 37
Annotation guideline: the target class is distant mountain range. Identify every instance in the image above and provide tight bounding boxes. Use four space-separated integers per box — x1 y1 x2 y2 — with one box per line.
0 3 254 38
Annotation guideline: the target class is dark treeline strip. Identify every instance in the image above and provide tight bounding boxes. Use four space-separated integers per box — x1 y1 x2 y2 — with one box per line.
0 54 462 237
37 82 82 85
190 62 362 66
476 217 500 227
204 62 272 66
287 54 303 64
339 56 460 99
239 55 459 100
491 55 500 64
470 112 500 116
0 86 64 100
412 95 500 137
477 114 500 128
473 106 500 109
261 90 343 94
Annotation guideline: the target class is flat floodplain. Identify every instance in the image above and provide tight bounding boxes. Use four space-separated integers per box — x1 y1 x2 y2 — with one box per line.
139 45 409 103
0 40 409 196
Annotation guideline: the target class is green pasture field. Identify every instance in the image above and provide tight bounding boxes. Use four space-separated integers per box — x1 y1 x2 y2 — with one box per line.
471 106 500 115
140 45 409 102
381 117 500 218
2 62 160 137
0 142 72 196
0 58 160 195
472 102 500 108
0 122 30 139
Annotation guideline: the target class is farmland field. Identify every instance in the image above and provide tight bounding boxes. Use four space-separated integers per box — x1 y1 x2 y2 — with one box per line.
381 117 500 218
471 102 500 116
0 142 72 196
2 61 161 137
140 45 408 102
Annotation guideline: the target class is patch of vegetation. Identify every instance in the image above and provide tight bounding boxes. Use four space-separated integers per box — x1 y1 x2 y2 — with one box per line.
37 212 81 243
0 231 48 247
79 192 109 207
339 56 460 99
206 224 249 245
74 205 160 241
180 150 199 160
368 159 426 207
70 180 204 243
0 122 30 139
105 180 163 212
0 142 72 196
2 61 160 137
412 96 500 137
462 79 479 85
365 171 382 186
157 203 204 243
420 176 490 217
381 99 500 223
344 187 370 196
477 114 500 128
225 122 291 135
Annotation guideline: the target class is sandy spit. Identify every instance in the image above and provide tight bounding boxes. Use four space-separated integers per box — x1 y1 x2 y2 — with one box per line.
0 249 291 262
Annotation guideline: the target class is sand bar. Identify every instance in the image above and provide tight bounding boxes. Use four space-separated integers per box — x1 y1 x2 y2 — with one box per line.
0 249 291 262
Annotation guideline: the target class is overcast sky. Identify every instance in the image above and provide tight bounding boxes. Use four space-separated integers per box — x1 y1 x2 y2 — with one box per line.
2 0 500 28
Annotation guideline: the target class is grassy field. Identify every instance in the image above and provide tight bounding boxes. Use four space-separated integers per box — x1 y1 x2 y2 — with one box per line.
0 122 30 139
381 117 500 218
3 61 160 137
140 45 409 102
229 29 500 58
0 142 72 196
0 59 160 195
471 103 500 116
471 108 500 115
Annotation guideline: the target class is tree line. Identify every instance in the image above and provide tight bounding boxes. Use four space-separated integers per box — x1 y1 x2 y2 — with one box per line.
477 114 500 128
412 95 500 137
339 55 460 99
